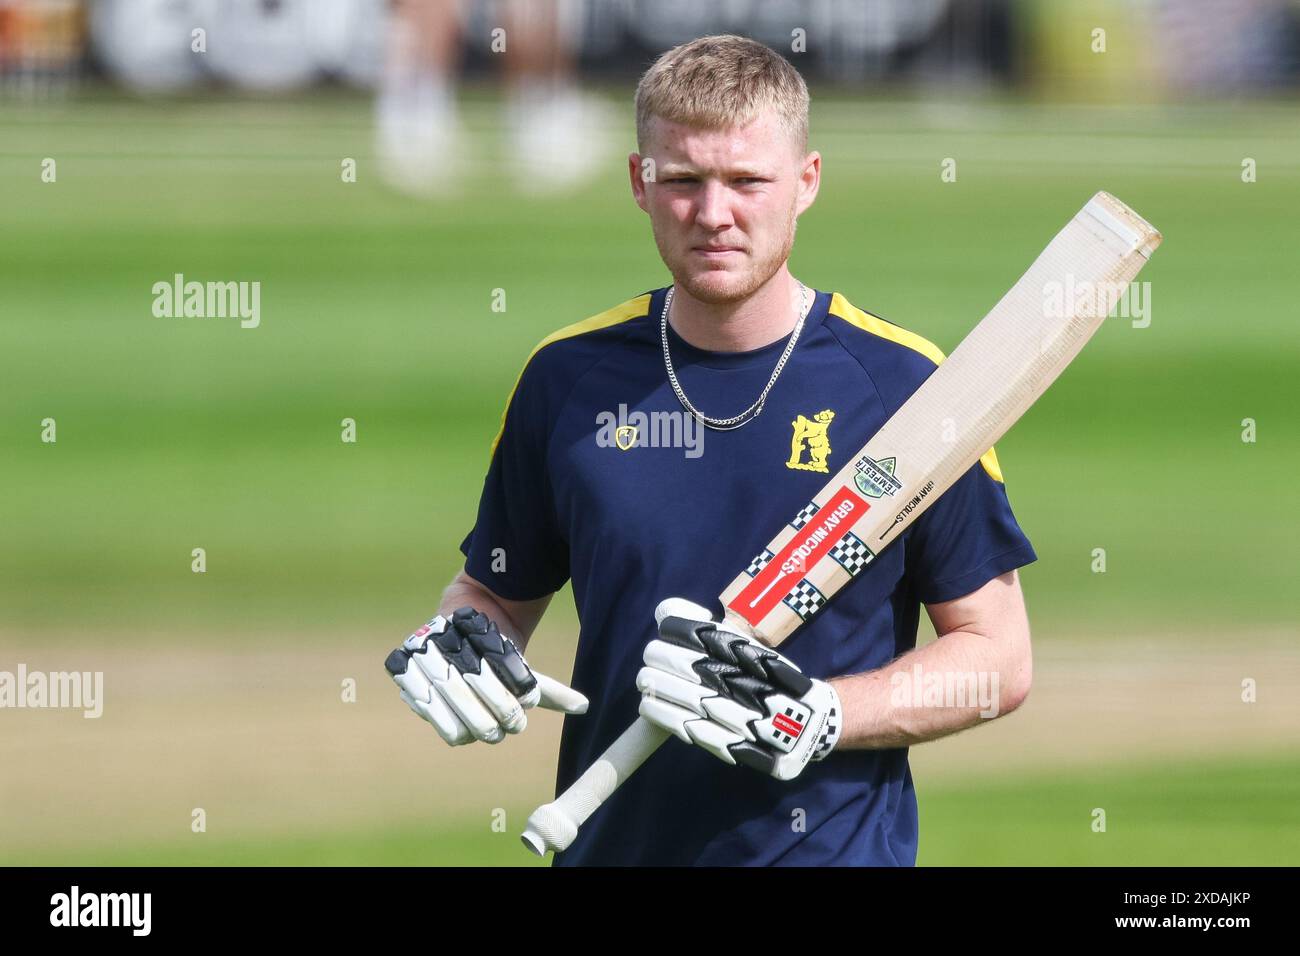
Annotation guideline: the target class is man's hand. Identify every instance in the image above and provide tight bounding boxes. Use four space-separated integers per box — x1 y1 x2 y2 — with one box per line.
385 606 587 746
636 598 841 780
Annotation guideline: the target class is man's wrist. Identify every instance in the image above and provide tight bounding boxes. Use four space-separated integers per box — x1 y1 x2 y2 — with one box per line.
810 678 842 761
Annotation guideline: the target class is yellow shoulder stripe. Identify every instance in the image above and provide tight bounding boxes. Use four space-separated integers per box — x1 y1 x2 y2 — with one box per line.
980 446 1004 484
828 292 947 365
488 293 654 458
827 292 1004 483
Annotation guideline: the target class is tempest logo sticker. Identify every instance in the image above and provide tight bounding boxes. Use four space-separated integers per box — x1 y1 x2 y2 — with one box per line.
853 454 902 499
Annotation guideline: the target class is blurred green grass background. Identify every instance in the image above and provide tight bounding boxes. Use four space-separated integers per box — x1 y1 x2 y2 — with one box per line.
12 755 1296 866
1 92 1296 865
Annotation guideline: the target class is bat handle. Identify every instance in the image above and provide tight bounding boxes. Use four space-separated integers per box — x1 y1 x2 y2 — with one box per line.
520 716 671 855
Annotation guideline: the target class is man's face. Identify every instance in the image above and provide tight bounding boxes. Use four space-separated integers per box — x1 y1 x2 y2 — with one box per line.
630 109 820 305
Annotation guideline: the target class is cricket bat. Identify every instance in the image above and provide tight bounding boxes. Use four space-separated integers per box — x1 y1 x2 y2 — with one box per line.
520 191 1162 855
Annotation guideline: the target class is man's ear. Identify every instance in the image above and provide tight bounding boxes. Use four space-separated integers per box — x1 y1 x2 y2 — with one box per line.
629 152 650 213
795 150 821 216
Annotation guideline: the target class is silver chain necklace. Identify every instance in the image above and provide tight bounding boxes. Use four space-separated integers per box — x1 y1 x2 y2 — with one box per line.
661 282 812 431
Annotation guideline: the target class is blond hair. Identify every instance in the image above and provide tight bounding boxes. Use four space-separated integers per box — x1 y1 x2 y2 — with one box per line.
634 35 809 154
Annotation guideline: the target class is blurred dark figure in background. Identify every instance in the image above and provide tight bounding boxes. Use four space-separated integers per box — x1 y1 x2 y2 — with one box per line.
376 0 612 197
1154 0 1300 92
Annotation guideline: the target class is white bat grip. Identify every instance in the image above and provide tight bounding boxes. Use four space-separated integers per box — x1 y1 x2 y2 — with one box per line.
521 717 671 855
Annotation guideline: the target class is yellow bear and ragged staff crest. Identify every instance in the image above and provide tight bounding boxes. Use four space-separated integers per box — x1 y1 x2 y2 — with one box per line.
786 409 836 473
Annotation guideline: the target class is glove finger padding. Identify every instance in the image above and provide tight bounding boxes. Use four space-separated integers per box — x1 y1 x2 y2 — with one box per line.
639 598 842 780
535 672 589 714
399 687 474 746
639 694 748 762
635 666 757 741
386 606 542 745
441 607 541 707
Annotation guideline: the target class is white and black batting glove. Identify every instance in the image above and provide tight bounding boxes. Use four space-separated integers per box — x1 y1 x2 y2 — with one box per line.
636 598 842 780
385 607 588 746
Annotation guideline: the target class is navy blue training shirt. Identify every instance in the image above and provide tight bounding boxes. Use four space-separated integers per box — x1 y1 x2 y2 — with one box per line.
460 286 1037 866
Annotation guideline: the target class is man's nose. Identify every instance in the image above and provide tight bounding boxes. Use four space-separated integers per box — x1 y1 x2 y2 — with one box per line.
694 180 735 231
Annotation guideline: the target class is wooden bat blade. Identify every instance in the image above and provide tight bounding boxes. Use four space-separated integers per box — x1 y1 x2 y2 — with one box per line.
721 190 1161 646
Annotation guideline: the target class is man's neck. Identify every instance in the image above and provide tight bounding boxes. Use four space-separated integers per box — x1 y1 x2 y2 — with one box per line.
667 270 806 353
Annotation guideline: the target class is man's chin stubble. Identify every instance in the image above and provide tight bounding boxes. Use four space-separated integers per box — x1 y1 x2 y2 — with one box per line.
674 243 794 305
677 269 760 305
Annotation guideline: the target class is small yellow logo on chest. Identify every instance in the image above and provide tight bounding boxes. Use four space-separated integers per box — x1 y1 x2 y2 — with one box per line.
614 425 639 450
786 409 835 473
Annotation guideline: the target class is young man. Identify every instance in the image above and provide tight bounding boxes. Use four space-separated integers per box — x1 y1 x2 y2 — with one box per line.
386 35 1035 866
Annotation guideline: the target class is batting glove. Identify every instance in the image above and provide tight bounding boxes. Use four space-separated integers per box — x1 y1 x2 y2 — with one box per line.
636 598 841 780
385 606 587 746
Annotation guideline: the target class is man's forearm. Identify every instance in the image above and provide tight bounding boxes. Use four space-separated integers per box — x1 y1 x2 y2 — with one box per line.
828 627 1031 750
438 579 532 652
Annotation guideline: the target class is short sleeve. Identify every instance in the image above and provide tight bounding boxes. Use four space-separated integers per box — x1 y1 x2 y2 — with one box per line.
459 357 570 600
904 457 1037 605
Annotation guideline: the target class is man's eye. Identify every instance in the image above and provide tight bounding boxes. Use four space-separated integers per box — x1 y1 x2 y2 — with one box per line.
663 177 695 184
